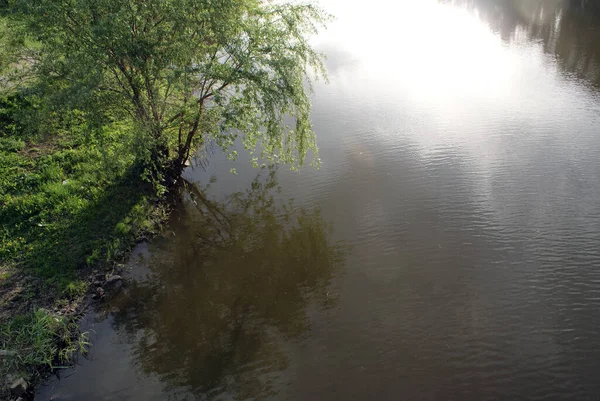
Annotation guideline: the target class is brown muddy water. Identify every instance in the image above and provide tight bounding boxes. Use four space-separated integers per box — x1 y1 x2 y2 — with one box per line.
37 1 600 400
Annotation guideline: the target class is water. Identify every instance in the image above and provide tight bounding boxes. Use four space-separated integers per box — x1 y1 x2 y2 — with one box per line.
37 1 600 400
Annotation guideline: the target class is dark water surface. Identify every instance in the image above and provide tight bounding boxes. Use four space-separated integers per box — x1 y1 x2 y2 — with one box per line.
38 1 600 400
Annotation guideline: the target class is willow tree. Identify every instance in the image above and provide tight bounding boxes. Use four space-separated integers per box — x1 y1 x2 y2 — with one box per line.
11 0 328 186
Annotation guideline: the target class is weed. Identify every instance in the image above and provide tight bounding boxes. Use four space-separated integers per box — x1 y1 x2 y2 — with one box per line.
0 308 89 377
62 281 87 300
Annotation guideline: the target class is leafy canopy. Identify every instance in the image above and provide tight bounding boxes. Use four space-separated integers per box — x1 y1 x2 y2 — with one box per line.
9 0 329 182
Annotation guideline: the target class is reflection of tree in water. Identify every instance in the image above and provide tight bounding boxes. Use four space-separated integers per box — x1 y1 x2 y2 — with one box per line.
442 0 600 86
111 170 347 400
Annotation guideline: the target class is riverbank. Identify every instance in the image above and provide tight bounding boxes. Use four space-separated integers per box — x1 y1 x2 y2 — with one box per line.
0 0 329 395
0 92 170 400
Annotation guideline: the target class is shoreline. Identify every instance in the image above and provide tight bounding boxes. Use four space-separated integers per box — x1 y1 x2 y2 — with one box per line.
0 190 174 401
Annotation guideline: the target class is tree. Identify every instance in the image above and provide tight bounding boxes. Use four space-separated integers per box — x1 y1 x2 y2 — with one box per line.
10 0 328 187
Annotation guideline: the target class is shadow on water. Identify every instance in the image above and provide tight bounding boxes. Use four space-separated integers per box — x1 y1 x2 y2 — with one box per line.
443 0 600 87
102 169 347 400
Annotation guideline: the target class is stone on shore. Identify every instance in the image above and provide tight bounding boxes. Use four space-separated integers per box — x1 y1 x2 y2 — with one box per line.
104 275 123 290
9 377 27 397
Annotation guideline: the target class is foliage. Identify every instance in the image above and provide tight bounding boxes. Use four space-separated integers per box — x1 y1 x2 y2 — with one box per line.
0 308 89 379
8 0 329 187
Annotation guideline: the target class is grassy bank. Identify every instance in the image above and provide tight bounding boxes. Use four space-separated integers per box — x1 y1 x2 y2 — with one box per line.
0 0 328 395
0 90 166 398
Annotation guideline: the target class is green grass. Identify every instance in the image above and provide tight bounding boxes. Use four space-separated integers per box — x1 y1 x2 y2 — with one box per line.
0 91 159 289
0 90 165 396
0 307 90 400
0 308 89 375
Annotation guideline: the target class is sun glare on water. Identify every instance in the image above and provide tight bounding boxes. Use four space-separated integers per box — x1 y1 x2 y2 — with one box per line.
317 0 519 108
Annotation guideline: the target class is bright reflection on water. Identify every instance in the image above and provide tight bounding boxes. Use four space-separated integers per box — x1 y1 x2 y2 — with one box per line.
38 1 600 400
318 0 515 103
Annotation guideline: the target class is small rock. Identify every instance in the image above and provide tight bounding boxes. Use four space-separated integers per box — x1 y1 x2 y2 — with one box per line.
104 275 123 290
113 265 125 276
92 280 103 287
16 397 24 401
10 377 27 397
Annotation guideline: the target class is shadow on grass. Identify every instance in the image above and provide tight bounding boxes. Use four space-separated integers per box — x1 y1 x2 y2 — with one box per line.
26 164 158 290
0 163 161 396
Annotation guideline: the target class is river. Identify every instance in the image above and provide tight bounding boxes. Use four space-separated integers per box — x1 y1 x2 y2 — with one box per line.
37 1 600 400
